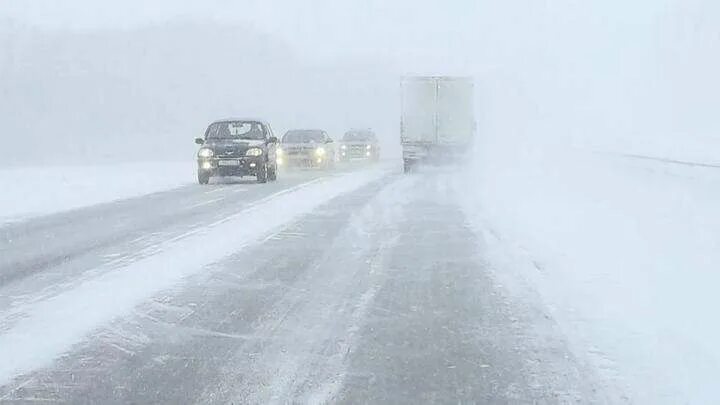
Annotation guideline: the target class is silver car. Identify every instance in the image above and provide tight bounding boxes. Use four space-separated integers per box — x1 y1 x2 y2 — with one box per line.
339 129 380 162
278 129 337 169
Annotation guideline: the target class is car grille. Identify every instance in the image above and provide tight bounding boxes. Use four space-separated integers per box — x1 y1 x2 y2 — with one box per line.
218 148 245 157
284 147 313 156
348 144 368 157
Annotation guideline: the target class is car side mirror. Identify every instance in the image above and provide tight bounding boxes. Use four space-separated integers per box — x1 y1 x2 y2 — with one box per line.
268 136 279 144
325 138 334 144
194 137 205 145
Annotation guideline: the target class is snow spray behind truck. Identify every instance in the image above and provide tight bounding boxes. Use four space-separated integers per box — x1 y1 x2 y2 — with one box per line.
400 76 476 173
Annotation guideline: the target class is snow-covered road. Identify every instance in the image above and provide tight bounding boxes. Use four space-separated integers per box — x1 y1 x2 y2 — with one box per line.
0 165 614 403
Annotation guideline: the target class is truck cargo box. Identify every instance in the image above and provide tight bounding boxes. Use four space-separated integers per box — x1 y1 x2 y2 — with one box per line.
400 76 475 172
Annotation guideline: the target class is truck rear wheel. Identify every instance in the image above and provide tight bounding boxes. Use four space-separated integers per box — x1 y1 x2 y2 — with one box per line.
403 160 413 174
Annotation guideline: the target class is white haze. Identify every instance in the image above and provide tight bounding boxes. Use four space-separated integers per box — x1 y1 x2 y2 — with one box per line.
0 19 400 165
2 0 719 165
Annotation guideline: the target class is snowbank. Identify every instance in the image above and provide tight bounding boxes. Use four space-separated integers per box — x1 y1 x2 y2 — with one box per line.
588 133 720 168
460 142 720 404
0 162 194 223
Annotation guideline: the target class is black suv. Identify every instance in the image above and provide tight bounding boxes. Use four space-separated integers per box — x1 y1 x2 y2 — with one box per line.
195 119 279 184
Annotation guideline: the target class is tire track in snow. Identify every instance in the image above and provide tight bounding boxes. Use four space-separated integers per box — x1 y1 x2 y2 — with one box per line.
0 168 391 386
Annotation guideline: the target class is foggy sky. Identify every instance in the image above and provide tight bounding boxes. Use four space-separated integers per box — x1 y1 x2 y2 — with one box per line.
5 0 718 93
2 0 719 164
1 0 485 70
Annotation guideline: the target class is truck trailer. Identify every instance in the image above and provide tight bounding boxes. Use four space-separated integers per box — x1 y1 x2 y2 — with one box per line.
400 76 476 173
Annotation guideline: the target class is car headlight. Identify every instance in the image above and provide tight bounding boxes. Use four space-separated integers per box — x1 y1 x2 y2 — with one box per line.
246 148 263 157
276 147 283 155
340 145 347 150
315 147 326 157
198 148 213 158
366 144 372 150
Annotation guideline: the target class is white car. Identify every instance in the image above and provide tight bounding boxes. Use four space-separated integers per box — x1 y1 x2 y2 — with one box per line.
340 129 380 162
278 129 337 169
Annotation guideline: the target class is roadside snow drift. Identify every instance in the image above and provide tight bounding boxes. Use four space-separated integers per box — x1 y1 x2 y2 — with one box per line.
0 168 390 385
460 143 720 404
0 162 193 224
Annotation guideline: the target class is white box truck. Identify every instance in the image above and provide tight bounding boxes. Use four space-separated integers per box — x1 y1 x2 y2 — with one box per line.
400 76 475 172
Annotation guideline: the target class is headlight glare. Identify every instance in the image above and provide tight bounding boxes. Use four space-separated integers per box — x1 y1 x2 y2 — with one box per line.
246 148 263 157
198 148 213 158
315 147 326 157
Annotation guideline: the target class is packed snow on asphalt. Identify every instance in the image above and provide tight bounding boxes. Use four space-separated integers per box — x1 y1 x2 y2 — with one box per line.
0 161 610 403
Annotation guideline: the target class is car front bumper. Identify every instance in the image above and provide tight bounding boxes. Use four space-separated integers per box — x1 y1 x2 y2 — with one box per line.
340 145 377 160
197 157 264 176
340 151 376 160
280 154 327 167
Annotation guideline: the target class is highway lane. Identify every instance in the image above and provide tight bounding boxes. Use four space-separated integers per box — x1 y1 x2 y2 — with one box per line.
0 170 615 403
0 168 349 308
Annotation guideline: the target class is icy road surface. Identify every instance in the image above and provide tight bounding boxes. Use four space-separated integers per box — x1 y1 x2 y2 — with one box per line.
0 166 614 403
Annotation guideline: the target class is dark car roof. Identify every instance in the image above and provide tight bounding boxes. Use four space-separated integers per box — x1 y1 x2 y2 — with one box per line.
210 118 270 126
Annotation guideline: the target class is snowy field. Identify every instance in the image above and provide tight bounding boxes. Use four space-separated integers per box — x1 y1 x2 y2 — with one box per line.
0 162 194 224
461 143 720 403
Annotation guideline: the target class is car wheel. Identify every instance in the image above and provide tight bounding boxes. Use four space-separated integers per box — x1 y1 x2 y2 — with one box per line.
268 164 277 181
198 172 210 184
257 164 268 183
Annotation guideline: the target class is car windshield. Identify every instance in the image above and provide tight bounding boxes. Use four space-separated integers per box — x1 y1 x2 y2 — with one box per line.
206 121 266 140
343 131 375 142
283 130 325 143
